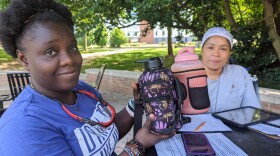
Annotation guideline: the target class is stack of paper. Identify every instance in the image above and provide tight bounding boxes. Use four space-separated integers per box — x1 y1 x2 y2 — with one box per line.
248 123 280 139
155 133 248 156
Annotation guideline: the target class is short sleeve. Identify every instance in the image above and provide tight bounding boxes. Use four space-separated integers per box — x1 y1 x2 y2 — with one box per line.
0 116 73 155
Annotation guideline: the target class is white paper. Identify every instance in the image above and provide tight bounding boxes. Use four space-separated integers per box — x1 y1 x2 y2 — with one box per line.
248 123 280 136
155 134 186 156
205 133 248 156
179 113 232 132
267 119 280 127
155 133 248 156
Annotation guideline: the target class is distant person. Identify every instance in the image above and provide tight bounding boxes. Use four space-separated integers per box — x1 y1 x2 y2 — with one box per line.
0 0 173 155
201 27 261 112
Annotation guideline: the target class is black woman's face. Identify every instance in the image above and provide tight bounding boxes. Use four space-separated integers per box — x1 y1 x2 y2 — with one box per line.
20 22 82 93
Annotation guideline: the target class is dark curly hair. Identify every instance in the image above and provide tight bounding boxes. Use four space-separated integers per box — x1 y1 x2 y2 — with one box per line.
0 0 74 58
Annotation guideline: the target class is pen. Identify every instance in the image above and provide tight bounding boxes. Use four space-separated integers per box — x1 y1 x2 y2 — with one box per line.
194 122 206 132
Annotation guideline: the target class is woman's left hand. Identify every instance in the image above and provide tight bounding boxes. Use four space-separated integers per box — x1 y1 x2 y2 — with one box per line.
134 114 175 149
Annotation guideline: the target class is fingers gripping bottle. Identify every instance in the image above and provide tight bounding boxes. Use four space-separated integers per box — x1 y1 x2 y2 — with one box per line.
136 57 184 134
171 46 210 114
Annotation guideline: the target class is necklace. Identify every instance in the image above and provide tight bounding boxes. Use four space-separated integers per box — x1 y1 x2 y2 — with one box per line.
30 84 79 111
29 84 116 127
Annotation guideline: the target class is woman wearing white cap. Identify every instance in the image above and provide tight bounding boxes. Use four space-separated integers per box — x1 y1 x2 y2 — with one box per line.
201 27 261 113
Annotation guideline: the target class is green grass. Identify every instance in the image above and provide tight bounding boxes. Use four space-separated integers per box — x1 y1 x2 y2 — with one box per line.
81 47 202 72
0 48 15 61
81 47 199 72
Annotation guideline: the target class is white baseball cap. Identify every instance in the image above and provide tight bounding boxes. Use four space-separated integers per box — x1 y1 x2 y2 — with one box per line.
201 27 233 49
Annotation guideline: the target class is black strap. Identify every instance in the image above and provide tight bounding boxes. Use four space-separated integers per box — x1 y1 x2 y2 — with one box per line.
133 100 144 138
182 116 191 124
174 77 187 107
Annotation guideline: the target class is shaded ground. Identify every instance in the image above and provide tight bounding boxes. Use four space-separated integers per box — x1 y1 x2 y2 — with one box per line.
0 60 23 70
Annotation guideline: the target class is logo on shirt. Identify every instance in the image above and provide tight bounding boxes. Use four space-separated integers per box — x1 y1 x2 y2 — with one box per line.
74 102 119 155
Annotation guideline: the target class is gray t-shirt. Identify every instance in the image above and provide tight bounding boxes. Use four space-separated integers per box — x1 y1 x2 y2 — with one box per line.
207 64 261 113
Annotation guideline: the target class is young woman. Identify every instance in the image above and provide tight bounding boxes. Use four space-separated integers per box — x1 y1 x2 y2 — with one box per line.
0 0 173 155
201 27 261 113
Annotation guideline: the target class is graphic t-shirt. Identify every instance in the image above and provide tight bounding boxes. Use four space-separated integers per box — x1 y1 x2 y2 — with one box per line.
0 80 119 156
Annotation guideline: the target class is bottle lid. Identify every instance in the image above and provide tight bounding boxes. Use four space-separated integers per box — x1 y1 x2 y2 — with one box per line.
135 57 163 71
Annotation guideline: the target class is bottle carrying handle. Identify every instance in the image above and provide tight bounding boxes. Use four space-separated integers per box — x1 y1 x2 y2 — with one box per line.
178 46 195 54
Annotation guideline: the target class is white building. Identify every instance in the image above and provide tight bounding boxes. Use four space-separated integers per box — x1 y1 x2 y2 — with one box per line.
122 21 196 44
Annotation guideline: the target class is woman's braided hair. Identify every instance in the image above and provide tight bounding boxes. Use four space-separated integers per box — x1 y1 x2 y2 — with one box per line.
0 0 74 58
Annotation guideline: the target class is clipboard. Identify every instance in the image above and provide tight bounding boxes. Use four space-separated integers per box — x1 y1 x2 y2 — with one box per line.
248 124 280 140
212 106 280 128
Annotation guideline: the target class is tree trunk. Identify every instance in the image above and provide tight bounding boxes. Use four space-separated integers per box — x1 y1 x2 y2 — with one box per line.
223 0 237 31
167 27 173 56
273 0 280 36
84 34 88 51
263 0 280 60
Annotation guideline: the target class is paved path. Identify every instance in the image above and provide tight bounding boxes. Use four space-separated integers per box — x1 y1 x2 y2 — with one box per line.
81 48 139 58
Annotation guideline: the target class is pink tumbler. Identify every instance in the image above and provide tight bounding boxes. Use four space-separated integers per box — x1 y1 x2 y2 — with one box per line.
171 46 210 114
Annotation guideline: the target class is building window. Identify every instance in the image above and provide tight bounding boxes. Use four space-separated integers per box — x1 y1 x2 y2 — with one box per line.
134 32 137 36
156 31 158 36
162 31 165 36
127 33 130 36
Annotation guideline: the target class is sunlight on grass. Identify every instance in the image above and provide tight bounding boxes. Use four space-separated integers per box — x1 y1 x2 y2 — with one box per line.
0 49 14 61
81 48 185 72
81 47 202 73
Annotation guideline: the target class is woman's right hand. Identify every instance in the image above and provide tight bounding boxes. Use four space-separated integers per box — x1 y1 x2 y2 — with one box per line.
134 114 175 149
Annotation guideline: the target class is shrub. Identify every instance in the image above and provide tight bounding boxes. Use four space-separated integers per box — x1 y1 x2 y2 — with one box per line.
109 28 128 47
93 24 108 48
257 67 280 90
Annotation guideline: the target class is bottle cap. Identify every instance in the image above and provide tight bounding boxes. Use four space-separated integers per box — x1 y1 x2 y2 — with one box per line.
135 57 163 71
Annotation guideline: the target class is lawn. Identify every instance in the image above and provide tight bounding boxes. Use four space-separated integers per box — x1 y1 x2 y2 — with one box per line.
0 46 202 72
0 48 16 61
81 47 202 73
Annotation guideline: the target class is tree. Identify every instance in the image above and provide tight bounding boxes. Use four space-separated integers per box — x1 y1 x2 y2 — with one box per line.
58 0 100 50
109 28 128 47
0 0 9 10
93 24 108 48
263 0 280 59
167 27 173 56
90 0 225 56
